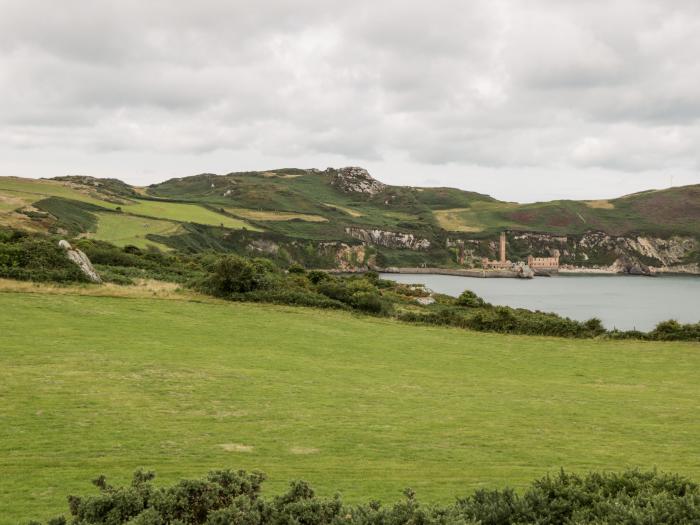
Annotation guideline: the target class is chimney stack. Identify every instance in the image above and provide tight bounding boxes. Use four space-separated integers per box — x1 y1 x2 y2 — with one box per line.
499 232 506 263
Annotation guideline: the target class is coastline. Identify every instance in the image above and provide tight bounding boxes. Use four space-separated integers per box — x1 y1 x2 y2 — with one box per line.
329 265 700 278
378 267 520 278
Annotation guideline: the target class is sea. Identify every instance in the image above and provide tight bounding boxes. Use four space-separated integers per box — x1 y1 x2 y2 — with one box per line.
379 273 700 331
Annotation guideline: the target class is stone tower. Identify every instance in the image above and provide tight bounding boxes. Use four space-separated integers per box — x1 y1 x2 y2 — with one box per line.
499 232 506 263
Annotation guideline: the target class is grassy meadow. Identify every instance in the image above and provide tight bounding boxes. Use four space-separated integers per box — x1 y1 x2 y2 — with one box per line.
89 213 182 249
1 289 699 523
119 200 257 230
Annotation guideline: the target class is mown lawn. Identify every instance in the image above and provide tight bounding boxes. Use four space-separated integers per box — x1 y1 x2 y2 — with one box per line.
1 292 699 523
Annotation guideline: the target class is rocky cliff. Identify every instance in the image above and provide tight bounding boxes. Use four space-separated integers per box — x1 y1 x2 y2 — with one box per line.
345 228 698 275
328 167 386 195
507 231 698 275
345 227 431 250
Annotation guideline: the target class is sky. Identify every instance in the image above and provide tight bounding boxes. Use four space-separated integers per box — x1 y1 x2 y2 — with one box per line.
1 0 699 202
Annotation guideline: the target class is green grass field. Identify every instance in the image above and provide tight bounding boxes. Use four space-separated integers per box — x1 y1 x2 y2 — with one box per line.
0 177 121 210
0 293 700 523
120 200 258 230
1 291 699 523
89 213 182 249
224 207 327 222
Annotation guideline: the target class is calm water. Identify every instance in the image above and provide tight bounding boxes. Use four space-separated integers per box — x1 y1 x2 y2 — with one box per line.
380 273 700 331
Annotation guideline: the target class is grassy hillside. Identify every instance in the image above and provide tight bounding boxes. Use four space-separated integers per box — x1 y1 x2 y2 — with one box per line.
145 169 700 238
0 177 257 248
1 173 698 269
1 288 699 524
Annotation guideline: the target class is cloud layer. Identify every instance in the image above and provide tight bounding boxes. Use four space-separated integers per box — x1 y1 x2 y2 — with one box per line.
0 0 698 200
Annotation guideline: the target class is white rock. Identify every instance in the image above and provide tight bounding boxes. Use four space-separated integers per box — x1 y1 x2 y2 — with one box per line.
59 240 102 283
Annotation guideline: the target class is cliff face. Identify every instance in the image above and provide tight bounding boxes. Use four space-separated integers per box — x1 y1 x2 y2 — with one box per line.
334 227 698 275
508 232 698 275
345 227 432 250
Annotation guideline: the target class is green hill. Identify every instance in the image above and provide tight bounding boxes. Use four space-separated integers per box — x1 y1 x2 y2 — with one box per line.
1 288 699 523
1 170 698 269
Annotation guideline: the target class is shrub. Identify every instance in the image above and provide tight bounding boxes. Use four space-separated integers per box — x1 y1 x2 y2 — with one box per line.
37 469 700 525
649 319 700 342
583 317 605 336
307 270 330 284
0 233 87 283
317 280 354 304
455 289 485 308
352 291 385 314
287 263 306 274
199 255 275 296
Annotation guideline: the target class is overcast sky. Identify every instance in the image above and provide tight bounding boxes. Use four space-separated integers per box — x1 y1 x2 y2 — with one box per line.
1 0 699 202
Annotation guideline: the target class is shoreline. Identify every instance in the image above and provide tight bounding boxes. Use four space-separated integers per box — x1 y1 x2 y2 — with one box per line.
378 267 521 278
328 267 700 278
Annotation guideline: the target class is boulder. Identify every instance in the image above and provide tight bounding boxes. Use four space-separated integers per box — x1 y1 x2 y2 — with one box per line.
515 262 535 279
58 240 102 283
330 167 386 195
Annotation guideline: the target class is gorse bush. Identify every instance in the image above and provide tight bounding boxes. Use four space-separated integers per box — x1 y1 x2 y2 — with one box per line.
0 231 87 283
33 468 700 525
203 255 269 294
196 258 390 315
455 289 485 308
649 319 700 342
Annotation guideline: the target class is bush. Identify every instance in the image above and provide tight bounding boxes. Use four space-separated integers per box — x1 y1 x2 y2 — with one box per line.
352 291 385 314
287 263 306 274
649 319 700 342
306 270 330 284
455 289 485 308
199 255 275 296
37 469 700 525
583 317 605 336
0 233 88 283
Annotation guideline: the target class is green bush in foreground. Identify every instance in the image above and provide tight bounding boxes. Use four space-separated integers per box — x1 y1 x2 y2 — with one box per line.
0 230 88 283
33 469 700 525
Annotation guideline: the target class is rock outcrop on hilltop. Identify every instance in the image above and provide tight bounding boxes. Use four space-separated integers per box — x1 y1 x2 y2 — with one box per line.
328 167 386 195
59 240 101 283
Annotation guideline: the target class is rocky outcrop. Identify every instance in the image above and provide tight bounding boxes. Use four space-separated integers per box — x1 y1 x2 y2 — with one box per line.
59 240 101 283
509 231 699 275
247 239 280 255
329 167 386 195
514 262 535 279
345 227 431 250
332 243 369 271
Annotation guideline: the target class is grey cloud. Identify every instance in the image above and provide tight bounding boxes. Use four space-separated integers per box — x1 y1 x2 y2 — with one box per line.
0 0 698 199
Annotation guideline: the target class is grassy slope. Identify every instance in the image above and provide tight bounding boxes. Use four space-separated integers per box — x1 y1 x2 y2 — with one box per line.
0 177 122 210
2 174 699 251
0 177 258 244
147 171 700 239
89 213 182 249
120 200 257 230
1 291 699 523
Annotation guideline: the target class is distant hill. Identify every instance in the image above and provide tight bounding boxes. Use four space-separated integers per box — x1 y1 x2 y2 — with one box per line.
1 168 698 271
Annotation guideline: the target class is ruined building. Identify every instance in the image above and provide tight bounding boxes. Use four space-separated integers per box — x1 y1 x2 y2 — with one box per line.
527 254 560 271
482 232 512 269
